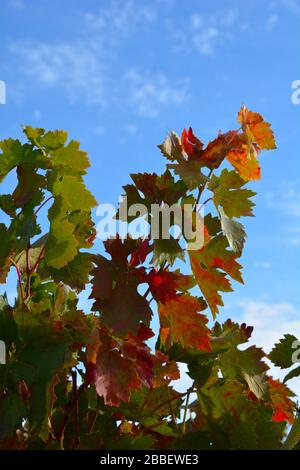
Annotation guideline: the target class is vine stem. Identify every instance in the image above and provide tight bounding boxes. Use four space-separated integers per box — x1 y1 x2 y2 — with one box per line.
29 247 45 274
71 370 80 449
199 197 213 212
151 388 197 416
59 375 86 450
10 258 25 304
193 168 214 212
34 195 54 215
25 243 31 299
181 388 192 434
166 384 179 431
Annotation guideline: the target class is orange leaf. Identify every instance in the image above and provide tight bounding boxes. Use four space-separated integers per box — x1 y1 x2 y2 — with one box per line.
238 107 276 150
226 134 261 181
189 234 243 316
158 294 211 351
181 127 204 160
269 377 295 424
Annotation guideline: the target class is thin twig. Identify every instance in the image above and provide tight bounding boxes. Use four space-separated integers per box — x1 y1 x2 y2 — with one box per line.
59 378 86 450
25 243 31 299
30 247 45 274
34 196 54 215
71 371 80 449
193 168 214 212
166 384 179 431
199 197 213 212
181 388 192 434
151 388 196 415
10 258 25 304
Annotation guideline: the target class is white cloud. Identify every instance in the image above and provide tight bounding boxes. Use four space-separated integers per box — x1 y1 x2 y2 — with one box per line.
264 180 300 247
11 41 108 107
265 180 300 217
281 0 300 15
166 9 239 57
126 69 189 118
8 0 25 9
193 27 220 56
237 299 300 395
221 9 238 27
94 126 105 136
266 13 279 30
253 260 272 270
190 14 203 30
9 0 188 117
237 299 300 352
124 123 138 136
84 0 156 37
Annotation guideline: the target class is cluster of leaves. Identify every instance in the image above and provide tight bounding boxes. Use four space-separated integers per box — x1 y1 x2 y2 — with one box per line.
0 108 299 450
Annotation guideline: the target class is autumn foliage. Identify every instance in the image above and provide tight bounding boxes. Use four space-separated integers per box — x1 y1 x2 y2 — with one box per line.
1 107 300 450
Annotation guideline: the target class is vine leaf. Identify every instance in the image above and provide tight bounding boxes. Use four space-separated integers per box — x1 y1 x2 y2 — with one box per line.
158 294 211 351
269 378 295 423
220 345 269 399
238 107 276 150
219 208 247 256
189 234 243 316
86 326 153 406
151 237 185 267
146 268 194 304
208 168 256 218
45 219 79 269
269 334 299 369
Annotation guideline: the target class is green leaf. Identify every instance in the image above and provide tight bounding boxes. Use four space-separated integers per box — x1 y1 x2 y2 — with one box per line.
152 237 185 266
50 140 90 173
209 169 256 218
172 431 215 450
219 207 247 256
0 223 14 283
0 139 23 183
188 360 213 387
12 313 74 437
45 219 78 269
284 366 300 383
269 334 299 369
0 194 16 217
142 417 176 437
0 296 18 348
43 252 93 291
169 160 208 190
39 130 68 150
22 126 45 144
220 345 269 399
0 390 26 439
52 175 97 211
110 434 155 450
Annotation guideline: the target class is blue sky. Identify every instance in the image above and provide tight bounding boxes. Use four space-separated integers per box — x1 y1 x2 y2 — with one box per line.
0 0 300 390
